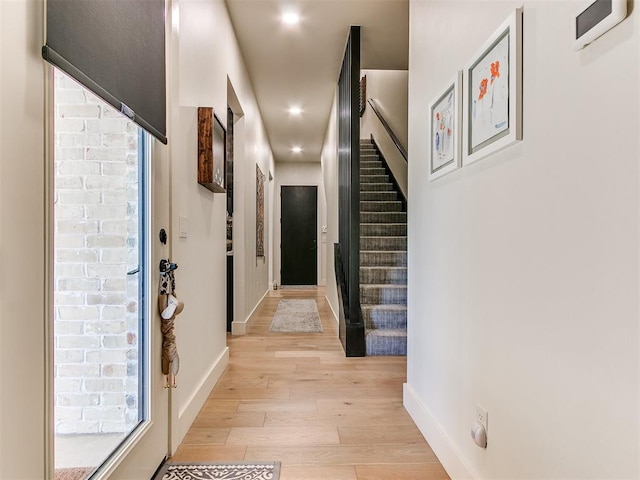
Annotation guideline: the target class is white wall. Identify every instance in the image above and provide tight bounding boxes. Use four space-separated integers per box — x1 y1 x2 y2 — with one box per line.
321 91 339 321
405 1 639 479
361 69 408 147
170 0 274 447
0 1 47 478
273 162 325 287
360 69 409 198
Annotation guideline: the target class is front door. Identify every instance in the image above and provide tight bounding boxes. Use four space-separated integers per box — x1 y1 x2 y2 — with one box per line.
51 68 170 480
281 186 317 285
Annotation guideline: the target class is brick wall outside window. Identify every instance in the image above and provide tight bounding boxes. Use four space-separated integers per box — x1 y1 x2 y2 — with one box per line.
54 71 140 436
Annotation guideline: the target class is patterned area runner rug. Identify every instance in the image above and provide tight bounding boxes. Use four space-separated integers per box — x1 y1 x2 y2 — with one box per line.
156 462 280 480
269 299 323 333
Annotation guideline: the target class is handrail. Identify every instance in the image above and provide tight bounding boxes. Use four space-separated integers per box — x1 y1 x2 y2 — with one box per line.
367 98 408 162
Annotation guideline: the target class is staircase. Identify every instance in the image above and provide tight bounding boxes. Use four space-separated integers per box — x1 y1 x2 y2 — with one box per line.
359 139 407 356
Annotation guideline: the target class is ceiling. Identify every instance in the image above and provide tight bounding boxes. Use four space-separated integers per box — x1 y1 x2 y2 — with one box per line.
225 0 409 163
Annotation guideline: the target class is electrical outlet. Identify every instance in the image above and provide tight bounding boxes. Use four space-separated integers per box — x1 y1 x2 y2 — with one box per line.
476 404 488 431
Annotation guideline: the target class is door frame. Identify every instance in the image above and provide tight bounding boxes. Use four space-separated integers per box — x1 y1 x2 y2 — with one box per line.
276 183 321 287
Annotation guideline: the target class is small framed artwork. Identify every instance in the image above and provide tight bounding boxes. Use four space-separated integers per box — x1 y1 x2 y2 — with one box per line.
428 72 462 180
197 107 226 193
463 8 523 165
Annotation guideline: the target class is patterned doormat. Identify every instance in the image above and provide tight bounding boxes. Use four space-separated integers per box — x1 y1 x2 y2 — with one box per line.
155 462 280 480
54 467 94 480
269 299 323 333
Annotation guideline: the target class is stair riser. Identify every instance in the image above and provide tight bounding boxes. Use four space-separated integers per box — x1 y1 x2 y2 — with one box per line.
360 237 407 251
360 224 406 236
360 286 407 305
361 212 407 224
360 251 407 267
363 309 407 329
360 267 407 285
361 183 393 192
361 162 383 171
365 332 407 356
360 191 397 202
360 201 403 213
360 175 389 184
361 168 387 176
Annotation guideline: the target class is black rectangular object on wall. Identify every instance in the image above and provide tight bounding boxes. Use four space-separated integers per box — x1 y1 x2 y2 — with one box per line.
43 0 167 144
281 186 317 286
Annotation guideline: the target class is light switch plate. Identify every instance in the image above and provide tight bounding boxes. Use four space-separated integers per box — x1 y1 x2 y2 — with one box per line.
179 216 188 238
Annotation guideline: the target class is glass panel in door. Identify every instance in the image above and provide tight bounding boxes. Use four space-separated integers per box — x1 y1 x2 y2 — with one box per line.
52 69 148 479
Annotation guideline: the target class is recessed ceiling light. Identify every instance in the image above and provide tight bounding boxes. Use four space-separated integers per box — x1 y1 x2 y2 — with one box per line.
291 146 302 153
288 106 302 115
281 12 300 26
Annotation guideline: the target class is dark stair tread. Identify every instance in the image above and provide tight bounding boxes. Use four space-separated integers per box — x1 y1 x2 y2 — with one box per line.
360 236 407 240
362 304 407 311
361 284 407 289
360 266 407 270
360 250 407 254
365 328 407 334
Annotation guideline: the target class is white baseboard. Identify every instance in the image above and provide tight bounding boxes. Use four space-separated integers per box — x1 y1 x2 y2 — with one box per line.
231 320 247 336
403 383 478 480
231 288 270 336
172 346 229 453
325 295 339 325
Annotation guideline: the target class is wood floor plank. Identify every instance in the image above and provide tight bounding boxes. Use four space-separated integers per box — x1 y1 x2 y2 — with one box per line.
316 398 404 411
171 288 449 480
338 425 428 445
208 387 290 400
237 399 317 413
287 385 401 401
274 350 346 359
355 463 450 480
191 411 265 428
264 409 415 427
280 465 358 480
171 445 247 462
198 399 240 412
244 444 438 465
267 376 379 388
226 426 340 446
181 427 230 445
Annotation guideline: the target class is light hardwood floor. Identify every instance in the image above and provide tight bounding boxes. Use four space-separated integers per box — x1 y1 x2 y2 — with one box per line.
172 288 449 480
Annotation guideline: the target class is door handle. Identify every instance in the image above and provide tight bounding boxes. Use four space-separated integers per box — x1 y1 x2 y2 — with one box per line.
127 267 140 275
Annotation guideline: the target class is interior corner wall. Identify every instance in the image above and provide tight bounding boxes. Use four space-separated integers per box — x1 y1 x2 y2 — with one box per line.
170 0 273 448
360 69 408 147
406 1 639 479
321 90 339 320
360 69 409 198
0 1 47 478
273 161 325 287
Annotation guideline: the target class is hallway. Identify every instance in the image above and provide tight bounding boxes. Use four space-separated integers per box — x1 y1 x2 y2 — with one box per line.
171 288 448 480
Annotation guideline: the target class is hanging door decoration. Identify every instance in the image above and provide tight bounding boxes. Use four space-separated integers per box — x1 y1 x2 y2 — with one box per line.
158 259 183 388
256 165 265 257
